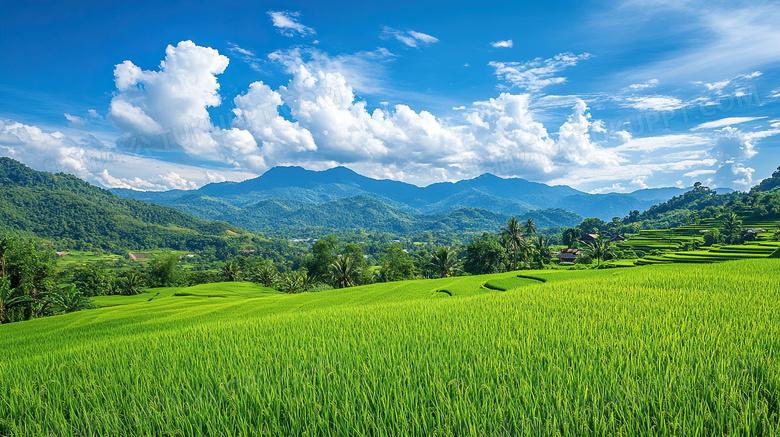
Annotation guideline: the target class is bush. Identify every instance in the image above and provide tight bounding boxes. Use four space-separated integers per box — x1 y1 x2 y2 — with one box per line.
187 271 221 286
308 283 334 293
577 254 593 264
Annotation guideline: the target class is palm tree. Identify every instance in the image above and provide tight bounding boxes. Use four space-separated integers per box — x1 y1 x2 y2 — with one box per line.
123 270 144 295
279 272 303 294
221 260 241 282
119 271 145 296
431 246 459 278
524 218 537 237
535 234 552 265
585 235 612 267
501 217 526 270
49 284 92 314
330 254 361 289
722 212 742 244
254 263 278 288
297 268 316 292
0 278 30 323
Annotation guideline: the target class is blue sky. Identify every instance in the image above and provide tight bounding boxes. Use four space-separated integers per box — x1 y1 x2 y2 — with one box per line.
1 0 779 192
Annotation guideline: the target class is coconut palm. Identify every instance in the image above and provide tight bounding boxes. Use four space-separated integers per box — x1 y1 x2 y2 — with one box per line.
119 271 145 296
431 246 459 278
722 212 742 244
254 263 278 288
297 268 316 292
279 272 303 294
585 235 612 267
330 254 361 289
524 218 537 237
534 234 553 265
501 217 526 270
221 260 241 282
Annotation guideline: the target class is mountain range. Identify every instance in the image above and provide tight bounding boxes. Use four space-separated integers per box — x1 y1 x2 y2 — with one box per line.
112 165 699 234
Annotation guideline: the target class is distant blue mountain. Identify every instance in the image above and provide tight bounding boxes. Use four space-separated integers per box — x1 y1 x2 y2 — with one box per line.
112 166 695 233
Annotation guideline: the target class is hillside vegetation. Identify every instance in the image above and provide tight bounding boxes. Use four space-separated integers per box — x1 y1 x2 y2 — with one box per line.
0 158 254 252
2 260 779 435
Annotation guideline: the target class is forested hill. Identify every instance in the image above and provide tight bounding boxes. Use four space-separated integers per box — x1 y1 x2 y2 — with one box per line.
113 165 694 221
209 195 583 236
0 158 252 252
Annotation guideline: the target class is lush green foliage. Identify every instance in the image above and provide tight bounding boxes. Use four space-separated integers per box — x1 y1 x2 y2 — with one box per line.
378 242 416 281
2 261 780 434
0 236 63 322
463 233 505 275
0 158 254 253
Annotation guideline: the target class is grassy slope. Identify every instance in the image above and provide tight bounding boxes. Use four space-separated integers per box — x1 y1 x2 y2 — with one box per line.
2 261 780 435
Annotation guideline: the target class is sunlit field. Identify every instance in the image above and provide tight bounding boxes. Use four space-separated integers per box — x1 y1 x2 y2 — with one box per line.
2 260 780 435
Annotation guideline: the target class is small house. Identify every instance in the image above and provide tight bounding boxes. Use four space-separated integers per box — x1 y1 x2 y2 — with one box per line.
578 234 599 245
610 234 627 242
557 248 586 263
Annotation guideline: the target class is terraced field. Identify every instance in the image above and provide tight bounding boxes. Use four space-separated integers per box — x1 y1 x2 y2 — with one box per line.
617 218 780 266
2 260 780 435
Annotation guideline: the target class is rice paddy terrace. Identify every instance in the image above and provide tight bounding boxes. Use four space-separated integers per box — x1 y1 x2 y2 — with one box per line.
2 260 780 435
615 218 780 266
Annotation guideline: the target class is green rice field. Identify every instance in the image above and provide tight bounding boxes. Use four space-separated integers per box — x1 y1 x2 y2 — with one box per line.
2 260 780 435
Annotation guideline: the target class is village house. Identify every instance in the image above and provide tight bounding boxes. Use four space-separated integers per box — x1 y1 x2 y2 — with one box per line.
557 248 586 263
578 234 599 245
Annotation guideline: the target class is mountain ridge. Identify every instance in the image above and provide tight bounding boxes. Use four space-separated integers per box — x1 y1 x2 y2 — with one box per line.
112 165 694 226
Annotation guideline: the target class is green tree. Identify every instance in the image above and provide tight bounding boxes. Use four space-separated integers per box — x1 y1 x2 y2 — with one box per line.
49 284 92 314
73 263 115 296
579 217 607 235
501 217 526 270
221 260 241 282
279 272 303 294
463 233 504 275
379 243 416 282
0 236 59 322
703 229 721 246
307 235 339 281
330 254 362 289
413 249 435 279
722 212 743 244
0 236 59 297
524 218 537 236
254 263 279 288
116 270 145 295
0 277 31 323
297 268 316 292
147 253 184 287
431 246 460 278
561 228 580 248
534 234 553 266
585 235 612 267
